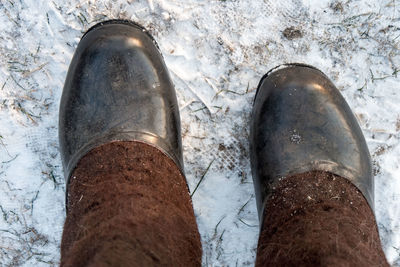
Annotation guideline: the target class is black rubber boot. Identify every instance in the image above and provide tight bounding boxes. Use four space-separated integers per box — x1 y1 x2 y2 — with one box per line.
59 20 184 198
59 20 203 266
250 64 373 223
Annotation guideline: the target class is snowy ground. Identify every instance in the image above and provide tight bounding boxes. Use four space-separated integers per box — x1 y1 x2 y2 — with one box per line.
0 0 400 266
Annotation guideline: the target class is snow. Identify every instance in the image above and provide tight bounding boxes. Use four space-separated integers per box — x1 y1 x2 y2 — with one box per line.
0 0 400 266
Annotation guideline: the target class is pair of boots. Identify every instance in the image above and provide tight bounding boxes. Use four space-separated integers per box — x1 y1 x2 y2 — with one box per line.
59 20 388 266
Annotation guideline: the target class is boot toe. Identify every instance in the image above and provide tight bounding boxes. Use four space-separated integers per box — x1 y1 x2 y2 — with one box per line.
59 20 183 185
250 64 373 221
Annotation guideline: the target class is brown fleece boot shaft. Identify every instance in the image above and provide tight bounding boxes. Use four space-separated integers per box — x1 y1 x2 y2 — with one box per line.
61 142 202 267
256 171 388 267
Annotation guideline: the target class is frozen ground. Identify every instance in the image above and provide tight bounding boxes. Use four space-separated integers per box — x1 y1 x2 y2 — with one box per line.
0 0 399 266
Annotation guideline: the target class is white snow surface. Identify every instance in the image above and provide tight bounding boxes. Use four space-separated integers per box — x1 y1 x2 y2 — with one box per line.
0 0 400 266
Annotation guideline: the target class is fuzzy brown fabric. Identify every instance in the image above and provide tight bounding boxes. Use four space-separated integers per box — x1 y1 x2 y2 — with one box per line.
256 171 388 267
61 141 202 267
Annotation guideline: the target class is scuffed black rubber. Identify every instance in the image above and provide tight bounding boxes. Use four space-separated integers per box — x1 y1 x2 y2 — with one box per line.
82 19 161 52
59 20 184 205
250 64 374 223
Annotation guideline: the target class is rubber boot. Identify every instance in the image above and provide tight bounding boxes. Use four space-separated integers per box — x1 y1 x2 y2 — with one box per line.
250 64 373 222
250 64 388 266
59 19 184 198
59 20 202 266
